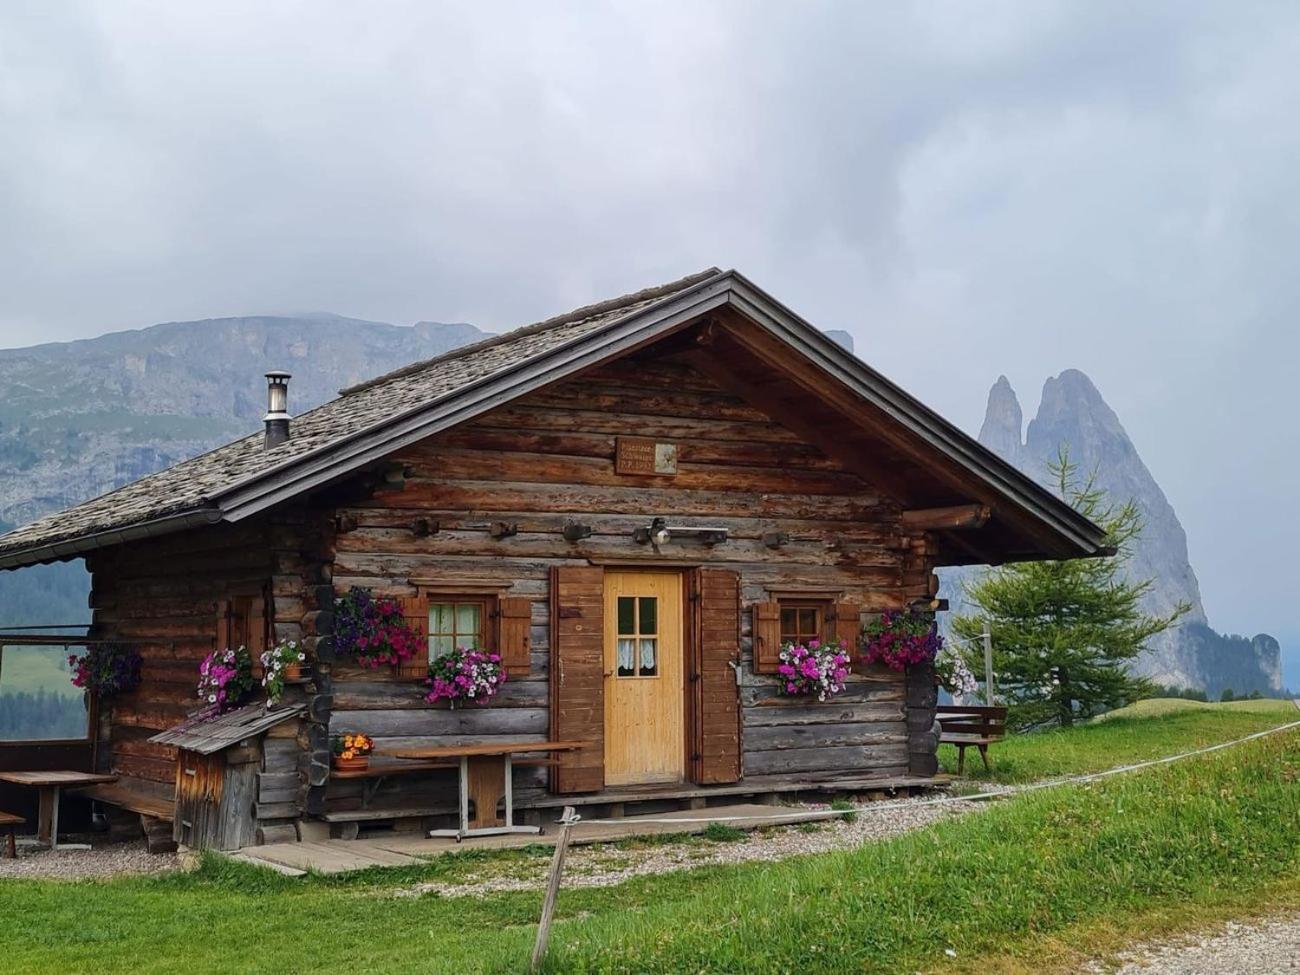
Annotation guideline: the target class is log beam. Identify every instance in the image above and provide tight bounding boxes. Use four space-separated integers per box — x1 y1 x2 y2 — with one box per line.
901 504 992 532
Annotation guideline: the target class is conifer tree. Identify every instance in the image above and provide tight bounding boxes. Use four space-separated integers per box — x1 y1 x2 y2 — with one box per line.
952 450 1187 729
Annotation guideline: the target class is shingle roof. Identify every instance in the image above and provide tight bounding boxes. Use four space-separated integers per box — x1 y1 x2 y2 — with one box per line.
0 268 723 565
0 265 1110 570
149 701 306 753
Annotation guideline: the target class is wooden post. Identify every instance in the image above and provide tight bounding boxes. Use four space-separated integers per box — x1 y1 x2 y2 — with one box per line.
981 622 995 707
530 805 580 973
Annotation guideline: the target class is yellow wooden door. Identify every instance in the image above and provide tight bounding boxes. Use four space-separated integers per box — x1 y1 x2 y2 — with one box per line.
602 570 685 786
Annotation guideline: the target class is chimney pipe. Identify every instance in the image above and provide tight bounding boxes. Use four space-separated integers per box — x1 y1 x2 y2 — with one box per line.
263 371 291 449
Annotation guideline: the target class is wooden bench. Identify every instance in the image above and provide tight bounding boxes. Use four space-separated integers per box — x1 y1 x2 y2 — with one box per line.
936 705 1008 774
0 811 22 859
74 780 177 853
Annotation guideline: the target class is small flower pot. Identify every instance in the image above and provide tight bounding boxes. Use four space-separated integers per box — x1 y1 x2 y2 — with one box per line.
332 755 370 772
283 663 302 681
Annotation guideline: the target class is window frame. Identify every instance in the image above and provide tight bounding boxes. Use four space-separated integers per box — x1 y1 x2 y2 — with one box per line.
777 598 832 647
423 593 498 664
614 592 661 679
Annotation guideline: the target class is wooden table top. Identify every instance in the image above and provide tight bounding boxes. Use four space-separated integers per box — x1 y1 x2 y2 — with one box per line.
380 740 588 761
0 771 118 788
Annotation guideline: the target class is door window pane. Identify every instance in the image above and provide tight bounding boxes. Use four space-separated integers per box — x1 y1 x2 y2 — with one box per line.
614 594 660 678
638 597 657 635
617 638 636 677
639 638 657 676
617 596 635 635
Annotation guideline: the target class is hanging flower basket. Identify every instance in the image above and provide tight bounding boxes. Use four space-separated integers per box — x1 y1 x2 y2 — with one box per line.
335 587 422 669
776 639 851 702
861 610 942 672
424 646 506 707
69 643 143 699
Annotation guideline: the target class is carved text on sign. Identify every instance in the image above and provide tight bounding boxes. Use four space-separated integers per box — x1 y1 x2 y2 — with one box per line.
615 437 678 476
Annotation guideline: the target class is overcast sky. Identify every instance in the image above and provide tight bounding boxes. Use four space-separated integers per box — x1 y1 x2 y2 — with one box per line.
2 2 1297 668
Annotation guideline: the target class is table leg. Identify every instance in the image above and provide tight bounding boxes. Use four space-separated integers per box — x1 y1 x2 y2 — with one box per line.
458 756 470 839
504 755 514 830
37 786 57 848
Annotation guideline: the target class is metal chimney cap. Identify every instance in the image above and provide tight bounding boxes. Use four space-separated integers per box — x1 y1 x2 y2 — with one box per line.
265 370 292 382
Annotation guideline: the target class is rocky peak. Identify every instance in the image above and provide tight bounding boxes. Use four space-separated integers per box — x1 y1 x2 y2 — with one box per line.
958 370 1282 695
978 375 1024 468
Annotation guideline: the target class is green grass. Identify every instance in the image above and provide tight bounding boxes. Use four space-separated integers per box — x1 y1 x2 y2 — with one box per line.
2 703 1297 973
940 697 1297 784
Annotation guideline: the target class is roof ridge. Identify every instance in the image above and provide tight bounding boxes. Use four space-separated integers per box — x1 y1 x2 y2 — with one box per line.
339 266 722 396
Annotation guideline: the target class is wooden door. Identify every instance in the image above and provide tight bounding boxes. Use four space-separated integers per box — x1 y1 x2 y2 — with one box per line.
602 570 685 786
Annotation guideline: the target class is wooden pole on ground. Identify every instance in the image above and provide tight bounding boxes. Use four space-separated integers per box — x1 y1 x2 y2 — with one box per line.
530 805 580 974
982 622 995 707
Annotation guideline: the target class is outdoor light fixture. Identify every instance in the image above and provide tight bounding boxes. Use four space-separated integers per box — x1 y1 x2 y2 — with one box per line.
632 518 728 546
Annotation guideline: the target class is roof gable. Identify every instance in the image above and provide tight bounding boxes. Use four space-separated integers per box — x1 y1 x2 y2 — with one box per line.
0 268 1107 568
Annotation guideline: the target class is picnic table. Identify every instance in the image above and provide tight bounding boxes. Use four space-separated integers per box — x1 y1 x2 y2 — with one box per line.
0 771 118 850
379 741 586 841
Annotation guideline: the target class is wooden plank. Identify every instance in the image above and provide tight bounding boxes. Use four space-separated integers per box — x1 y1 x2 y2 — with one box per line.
379 740 586 760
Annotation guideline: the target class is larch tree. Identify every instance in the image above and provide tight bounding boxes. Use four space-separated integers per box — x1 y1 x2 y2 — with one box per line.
952 450 1187 730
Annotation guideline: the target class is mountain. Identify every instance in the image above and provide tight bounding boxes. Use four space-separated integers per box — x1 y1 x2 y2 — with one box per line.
958 370 1282 697
0 313 490 628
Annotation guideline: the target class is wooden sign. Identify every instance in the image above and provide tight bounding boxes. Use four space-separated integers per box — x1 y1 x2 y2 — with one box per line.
616 437 678 476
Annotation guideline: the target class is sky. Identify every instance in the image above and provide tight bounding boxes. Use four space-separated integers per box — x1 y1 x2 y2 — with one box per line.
2 2 1298 680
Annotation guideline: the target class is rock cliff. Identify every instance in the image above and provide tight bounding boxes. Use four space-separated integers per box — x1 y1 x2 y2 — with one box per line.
956 371 1281 695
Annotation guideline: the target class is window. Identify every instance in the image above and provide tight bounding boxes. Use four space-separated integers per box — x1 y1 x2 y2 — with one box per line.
779 600 828 646
0 644 90 742
615 595 658 677
427 599 489 660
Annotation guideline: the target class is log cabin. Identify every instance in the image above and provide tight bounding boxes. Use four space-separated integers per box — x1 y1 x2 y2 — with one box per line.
0 268 1107 849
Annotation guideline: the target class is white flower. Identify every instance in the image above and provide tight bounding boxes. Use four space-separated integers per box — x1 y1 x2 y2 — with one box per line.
208 694 217 703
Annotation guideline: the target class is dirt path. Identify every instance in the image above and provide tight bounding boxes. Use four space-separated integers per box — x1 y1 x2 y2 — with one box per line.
1085 915 1300 973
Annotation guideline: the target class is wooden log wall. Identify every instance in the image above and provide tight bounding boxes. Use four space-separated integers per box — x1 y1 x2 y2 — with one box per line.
322 352 938 804
87 521 273 785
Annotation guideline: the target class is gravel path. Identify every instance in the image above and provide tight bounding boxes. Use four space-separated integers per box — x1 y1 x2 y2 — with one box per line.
0 838 184 880
394 794 980 898
1084 916 1300 974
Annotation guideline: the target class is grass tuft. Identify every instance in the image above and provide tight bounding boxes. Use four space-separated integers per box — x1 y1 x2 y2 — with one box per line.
700 822 747 843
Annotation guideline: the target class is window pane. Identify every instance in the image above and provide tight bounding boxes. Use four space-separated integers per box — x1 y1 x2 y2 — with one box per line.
617 638 636 677
429 634 455 659
780 608 798 643
798 608 818 633
429 603 454 635
455 604 481 644
639 638 657 676
617 596 635 635
638 597 657 635
0 646 89 741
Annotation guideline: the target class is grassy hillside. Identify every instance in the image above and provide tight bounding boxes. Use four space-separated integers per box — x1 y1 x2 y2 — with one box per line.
2 701 1298 973
939 698 1297 784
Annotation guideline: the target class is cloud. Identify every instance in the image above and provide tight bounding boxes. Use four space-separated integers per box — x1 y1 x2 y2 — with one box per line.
0 0 1296 636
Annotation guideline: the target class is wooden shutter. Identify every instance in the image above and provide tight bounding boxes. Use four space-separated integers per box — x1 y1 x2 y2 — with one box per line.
246 593 268 655
215 599 233 650
833 601 861 663
397 595 430 679
498 597 532 675
693 569 742 784
549 565 604 793
752 601 782 674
